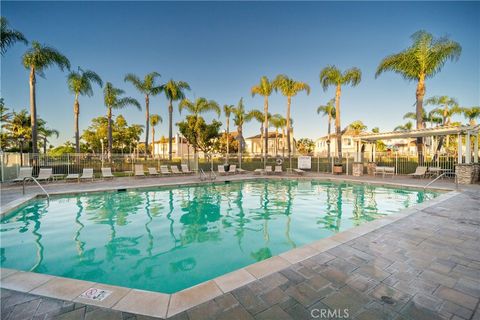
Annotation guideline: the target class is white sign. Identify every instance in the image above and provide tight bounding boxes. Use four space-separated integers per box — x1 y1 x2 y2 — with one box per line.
80 288 112 301
298 156 311 169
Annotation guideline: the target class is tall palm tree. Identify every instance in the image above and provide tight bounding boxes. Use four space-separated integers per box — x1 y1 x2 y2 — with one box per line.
124 72 162 155
67 68 103 153
1 17 28 55
223 104 235 161
22 41 70 154
232 98 253 165
179 97 220 119
149 114 162 156
103 82 141 157
319 66 361 160
425 96 459 125
273 75 310 162
461 106 480 126
376 30 461 158
317 98 336 158
270 114 286 156
348 120 367 136
246 109 268 155
39 127 59 154
251 76 275 163
162 79 191 160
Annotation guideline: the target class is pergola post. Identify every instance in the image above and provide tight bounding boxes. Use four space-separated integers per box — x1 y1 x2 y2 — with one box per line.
372 143 376 162
457 134 463 164
465 131 471 164
474 133 479 163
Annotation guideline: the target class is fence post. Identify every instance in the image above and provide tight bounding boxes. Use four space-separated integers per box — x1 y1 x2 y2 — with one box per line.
395 152 398 175
317 155 320 173
67 154 70 174
346 155 349 176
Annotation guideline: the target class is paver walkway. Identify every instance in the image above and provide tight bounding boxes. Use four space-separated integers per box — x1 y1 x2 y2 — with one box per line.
1 187 479 319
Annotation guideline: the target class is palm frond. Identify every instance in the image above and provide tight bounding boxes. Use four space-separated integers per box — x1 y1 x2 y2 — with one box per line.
319 65 342 91
1 17 28 55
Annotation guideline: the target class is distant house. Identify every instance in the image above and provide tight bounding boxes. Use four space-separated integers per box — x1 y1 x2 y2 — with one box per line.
152 133 194 158
244 132 295 156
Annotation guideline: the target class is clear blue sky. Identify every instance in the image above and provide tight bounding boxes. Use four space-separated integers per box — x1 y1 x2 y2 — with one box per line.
1 1 479 146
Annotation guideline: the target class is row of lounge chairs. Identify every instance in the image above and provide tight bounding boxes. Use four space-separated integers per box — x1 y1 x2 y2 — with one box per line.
217 165 247 175
252 165 305 175
12 164 195 183
374 165 453 178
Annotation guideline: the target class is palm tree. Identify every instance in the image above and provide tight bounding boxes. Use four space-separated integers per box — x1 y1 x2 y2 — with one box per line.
39 127 59 154
232 98 253 166
162 79 191 160
317 98 336 158
461 106 480 126
67 68 103 153
22 41 70 154
124 72 162 156
319 66 361 160
179 97 220 119
223 104 235 161
273 75 310 163
103 82 141 157
394 122 413 132
251 76 275 163
376 30 461 158
269 114 286 156
149 114 162 156
246 109 270 156
348 120 367 136
1 17 28 55
425 96 459 125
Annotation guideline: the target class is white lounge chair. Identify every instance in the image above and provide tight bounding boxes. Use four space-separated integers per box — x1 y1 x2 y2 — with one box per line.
274 166 283 175
409 166 427 178
160 165 171 175
218 165 228 176
254 168 264 175
171 165 182 174
13 167 33 182
237 167 247 174
36 168 53 182
374 166 395 178
65 173 80 182
293 169 305 175
135 164 145 177
265 166 273 175
148 167 159 176
101 167 114 179
229 165 237 175
181 164 194 174
80 168 94 181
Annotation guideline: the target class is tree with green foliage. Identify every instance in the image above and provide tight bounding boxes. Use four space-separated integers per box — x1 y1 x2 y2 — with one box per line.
223 104 235 160
124 72 163 155
461 106 480 126
269 114 287 156
177 115 222 155
348 120 367 135
232 98 254 163
23 41 70 153
376 30 461 157
179 97 220 119
246 109 271 156
1 17 28 55
38 127 59 154
425 96 460 126
103 82 141 156
162 79 191 160
149 114 162 156
67 68 103 153
251 76 275 163
273 74 310 161
296 138 315 155
319 66 361 160
394 122 413 132
317 98 336 158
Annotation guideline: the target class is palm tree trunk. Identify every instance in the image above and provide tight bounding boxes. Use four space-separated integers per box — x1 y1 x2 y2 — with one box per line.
282 127 286 157
145 95 150 157
327 114 332 160
264 96 268 163
29 67 38 154
168 99 173 161
260 123 264 156
43 136 47 154
74 94 80 153
107 107 113 157
226 117 230 161
151 126 155 157
335 85 342 161
286 96 292 159
238 125 243 165
275 129 279 156
416 75 426 162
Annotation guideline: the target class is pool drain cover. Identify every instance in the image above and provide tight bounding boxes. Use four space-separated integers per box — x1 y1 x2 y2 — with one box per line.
381 296 395 305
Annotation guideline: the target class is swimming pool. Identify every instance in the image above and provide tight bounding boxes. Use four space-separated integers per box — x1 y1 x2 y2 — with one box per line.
0 179 439 293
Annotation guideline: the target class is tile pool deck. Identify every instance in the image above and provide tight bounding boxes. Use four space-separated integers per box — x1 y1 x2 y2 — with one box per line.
1 174 479 319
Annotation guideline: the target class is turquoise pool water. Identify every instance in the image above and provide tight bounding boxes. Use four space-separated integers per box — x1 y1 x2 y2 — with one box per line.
0 179 439 293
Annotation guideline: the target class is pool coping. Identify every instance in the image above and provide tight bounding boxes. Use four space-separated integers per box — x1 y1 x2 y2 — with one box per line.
0 176 459 318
